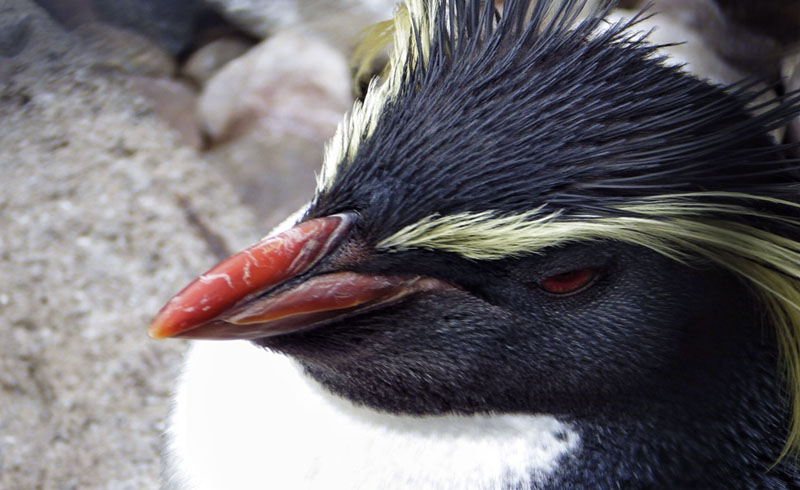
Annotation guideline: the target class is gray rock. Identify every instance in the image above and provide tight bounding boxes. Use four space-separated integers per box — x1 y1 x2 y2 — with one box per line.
783 53 800 148
606 7 751 86
206 0 397 50
33 0 207 56
0 0 260 488
74 22 176 77
197 31 350 141
181 37 251 86
197 31 351 229
204 0 301 38
132 76 203 149
0 13 33 57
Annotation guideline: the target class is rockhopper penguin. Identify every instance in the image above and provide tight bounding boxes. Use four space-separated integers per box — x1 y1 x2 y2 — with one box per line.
150 0 800 488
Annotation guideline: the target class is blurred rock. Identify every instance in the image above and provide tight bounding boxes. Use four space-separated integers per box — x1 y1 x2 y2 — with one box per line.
33 0 208 57
607 8 785 142
0 0 71 74
75 22 176 77
181 37 251 86
783 53 800 146
132 77 203 149
0 13 34 58
0 0 260 488
297 0 398 52
624 0 798 78
198 31 350 142
203 0 300 38
643 0 782 78
206 0 396 51
197 31 351 229
29 0 96 29
712 0 800 46
204 130 323 231
783 54 800 92
608 7 749 86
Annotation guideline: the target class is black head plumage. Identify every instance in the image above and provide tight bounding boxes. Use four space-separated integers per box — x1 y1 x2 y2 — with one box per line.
154 1 800 487
311 0 799 243
299 0 800 459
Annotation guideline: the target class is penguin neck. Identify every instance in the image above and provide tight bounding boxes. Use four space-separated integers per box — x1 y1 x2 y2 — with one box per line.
168 337 797 490
168 341 583 490
555 331 797 488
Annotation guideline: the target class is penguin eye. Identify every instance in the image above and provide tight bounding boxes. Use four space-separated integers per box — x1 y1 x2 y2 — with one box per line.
540 269 596 295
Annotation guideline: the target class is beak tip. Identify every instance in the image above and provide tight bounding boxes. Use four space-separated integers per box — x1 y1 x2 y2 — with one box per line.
147 323 167 339
148 312 179 339
147 214 357 341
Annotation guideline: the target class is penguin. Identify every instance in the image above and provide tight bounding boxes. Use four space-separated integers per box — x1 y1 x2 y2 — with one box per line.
150 0 800 488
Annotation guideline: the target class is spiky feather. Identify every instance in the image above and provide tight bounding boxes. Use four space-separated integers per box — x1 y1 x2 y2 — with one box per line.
312 0 800 454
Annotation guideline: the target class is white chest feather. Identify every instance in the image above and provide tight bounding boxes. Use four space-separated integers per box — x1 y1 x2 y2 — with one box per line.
165 341 579 490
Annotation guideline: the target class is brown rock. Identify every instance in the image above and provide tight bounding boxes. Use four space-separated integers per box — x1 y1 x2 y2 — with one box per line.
181 37 252 86
132 76 204 149
75 22 176 77
197 31 351 143
608 4 785 141
783 53 800 146
203 127 323 231
0 0 259 488
196 31 350 229
206 0 397 51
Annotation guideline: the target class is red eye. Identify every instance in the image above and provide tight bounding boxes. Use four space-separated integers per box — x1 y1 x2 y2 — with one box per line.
540 269 595 295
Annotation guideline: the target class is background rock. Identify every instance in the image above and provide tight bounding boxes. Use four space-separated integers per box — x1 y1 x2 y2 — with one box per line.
196 31 351 227
197 32 350 142
0 0 259 488
205 0 397 51
203 0 300 39
32 0 209 57
625 0 800 79
74 22 176 77
783 53 800 152
132 77 204 149
181 37 251 86
1 0 798 488
607 7 749 86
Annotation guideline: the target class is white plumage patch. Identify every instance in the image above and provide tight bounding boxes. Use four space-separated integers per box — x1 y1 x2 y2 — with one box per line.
165 341 579 490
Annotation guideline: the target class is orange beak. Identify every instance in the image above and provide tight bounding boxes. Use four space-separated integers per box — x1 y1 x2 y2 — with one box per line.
148 213 444 340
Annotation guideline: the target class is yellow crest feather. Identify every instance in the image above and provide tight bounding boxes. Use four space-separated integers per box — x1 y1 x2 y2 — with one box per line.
317 0 435 195
316 0 800 458
379 192 800 454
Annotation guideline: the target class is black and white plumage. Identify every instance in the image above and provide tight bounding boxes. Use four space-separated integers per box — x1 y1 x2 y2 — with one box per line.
151 1 800 488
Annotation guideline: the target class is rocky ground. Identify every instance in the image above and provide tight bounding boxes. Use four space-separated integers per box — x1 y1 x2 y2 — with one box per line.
0 1 258 488
0 0 390 487
0 0 797 488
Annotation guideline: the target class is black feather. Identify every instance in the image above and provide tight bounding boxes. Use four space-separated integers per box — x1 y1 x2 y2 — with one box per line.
310 0 800 246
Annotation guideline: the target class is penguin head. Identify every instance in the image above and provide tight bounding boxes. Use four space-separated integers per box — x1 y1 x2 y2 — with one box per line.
151 0 800 454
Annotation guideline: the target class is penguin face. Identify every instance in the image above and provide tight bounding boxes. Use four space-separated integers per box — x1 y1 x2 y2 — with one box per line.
256 234 755 416
150 0 800 462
